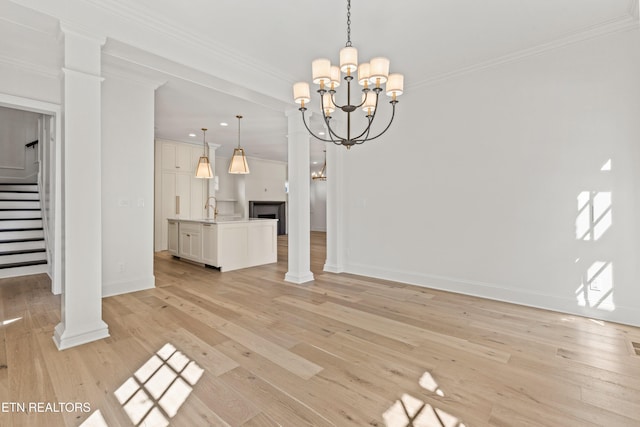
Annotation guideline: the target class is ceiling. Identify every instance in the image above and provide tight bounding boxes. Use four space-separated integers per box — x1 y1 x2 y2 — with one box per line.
2 0 637 169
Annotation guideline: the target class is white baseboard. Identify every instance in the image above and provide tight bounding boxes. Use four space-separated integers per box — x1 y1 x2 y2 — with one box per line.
323 262 345 273
102 275 155 298
346 262 640 327
0 263 48 279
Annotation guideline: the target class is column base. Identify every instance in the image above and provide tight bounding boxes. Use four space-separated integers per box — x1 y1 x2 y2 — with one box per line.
284 271 315 284
53 321 109 350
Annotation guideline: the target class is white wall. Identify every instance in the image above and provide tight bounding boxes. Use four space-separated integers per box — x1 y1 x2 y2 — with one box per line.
0 106 40 181
342 29 640 326
310 178 326 232
244 157 287 202
101 74 156 296
215 156 287 218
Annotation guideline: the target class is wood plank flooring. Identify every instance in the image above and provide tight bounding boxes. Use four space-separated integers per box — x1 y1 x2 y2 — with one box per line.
1 231 640 426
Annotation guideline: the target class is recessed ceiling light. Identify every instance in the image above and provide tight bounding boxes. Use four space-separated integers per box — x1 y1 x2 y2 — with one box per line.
318 131 325 136
188 133 197 137
312 161 318 165
220 122 228 127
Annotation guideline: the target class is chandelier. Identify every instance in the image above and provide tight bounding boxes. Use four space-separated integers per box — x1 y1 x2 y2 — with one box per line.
312 150 327 181
292 0 404 149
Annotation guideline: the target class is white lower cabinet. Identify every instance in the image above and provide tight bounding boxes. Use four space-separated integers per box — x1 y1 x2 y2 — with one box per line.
169 219 277 272
202 223 218 266
178 222 202 261
168 220 179 255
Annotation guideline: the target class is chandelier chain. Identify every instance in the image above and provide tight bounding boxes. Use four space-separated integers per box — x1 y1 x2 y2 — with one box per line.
346 0 352 47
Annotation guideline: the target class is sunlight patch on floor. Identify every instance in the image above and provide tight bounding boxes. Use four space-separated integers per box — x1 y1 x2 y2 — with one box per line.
383 371 465 427
80 343 204 427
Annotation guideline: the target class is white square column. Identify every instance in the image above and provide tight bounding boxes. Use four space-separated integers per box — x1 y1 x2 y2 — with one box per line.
53 24 109 350
285 109 314 284
323 143 347 273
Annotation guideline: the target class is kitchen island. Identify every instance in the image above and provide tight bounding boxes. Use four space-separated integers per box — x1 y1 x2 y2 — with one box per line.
167 218 278 272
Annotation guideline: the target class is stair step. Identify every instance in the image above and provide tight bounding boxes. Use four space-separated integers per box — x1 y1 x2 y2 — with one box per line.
0 219 43 230
0 251 47 265
0 200 40 209
0 248 46 256
0 240 45 252
0 229 44 241
0 192 40 201
0 259 47 270
0 209 41 219
0 184 38 192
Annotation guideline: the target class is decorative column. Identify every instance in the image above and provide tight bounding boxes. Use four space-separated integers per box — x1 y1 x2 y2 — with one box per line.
285 108 314 284
53 24 109 350
324 143 347 272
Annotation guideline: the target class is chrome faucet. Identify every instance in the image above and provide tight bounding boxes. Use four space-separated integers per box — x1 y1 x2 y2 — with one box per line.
205 196 218 220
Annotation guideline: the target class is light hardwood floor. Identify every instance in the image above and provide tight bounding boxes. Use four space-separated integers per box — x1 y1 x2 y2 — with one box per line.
1 231 640 426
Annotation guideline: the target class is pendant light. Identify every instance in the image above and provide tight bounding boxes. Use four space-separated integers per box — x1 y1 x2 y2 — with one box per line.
195 128 213 178
228 115 250 174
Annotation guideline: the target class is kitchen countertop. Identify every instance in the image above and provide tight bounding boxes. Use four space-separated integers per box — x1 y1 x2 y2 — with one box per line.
169 218 278 224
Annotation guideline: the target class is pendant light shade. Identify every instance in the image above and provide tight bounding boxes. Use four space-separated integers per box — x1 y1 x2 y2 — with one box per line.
228 115 250 174
195 128 213 178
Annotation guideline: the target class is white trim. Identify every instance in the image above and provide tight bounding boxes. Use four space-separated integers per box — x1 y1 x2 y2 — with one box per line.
0 54 60 79
0 263 48 279
410 13 640 90
53 321 109 350
284 271 315 284
345 262 640 328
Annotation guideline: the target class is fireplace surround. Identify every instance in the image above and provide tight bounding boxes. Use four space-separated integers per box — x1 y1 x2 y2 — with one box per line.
249 201 286 235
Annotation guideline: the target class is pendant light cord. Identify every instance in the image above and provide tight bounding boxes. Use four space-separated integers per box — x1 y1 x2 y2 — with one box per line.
346 0 352 47
236 115 242 148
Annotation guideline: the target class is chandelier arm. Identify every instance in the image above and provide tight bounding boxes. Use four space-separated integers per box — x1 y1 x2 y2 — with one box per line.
354 102 397 143
325 121 342 146
349 89 382 141
323 114 346 143
352 112 376 144
301 109 340 143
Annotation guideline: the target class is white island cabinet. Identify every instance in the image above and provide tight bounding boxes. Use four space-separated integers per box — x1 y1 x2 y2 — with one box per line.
169 219 277 272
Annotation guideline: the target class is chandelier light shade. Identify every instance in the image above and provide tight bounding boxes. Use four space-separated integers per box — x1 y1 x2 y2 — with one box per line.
312 150 327 181
228 115 250 174
195 128 213 178
292 0 404 149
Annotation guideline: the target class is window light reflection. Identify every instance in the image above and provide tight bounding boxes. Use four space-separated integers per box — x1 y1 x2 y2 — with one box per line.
113 343 204 426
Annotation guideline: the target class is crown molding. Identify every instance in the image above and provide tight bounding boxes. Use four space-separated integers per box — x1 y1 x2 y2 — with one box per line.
83 0 294 86
0 53 60 79
410 11 640 90
629 0 639 18
102 54 167 89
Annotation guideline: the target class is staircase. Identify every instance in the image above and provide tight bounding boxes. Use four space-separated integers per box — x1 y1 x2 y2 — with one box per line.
0 183 48 279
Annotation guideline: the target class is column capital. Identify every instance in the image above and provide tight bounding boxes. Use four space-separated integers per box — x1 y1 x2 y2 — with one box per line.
59 22 106 46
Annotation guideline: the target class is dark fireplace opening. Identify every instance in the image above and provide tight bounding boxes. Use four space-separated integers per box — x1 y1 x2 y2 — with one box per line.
249 201 286 235
258 214 277 219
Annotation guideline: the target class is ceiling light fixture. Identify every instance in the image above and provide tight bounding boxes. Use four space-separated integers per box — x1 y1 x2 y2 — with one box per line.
228 115 250 174
312 150 327 181
293 0 404 149
195 128 213 178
